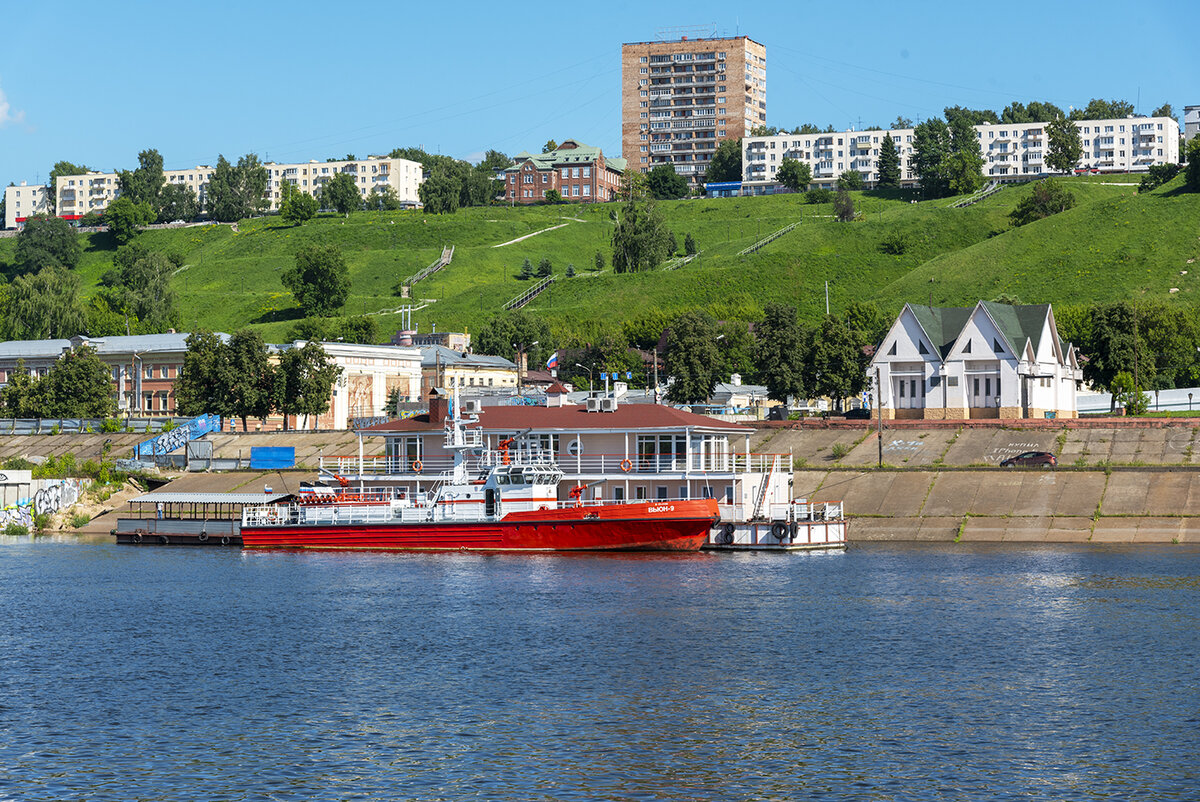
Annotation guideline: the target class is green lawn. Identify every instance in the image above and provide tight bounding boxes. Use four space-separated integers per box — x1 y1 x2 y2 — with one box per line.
1 173 1195 344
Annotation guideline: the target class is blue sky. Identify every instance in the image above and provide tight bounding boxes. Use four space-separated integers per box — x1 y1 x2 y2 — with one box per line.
0 0 1194 185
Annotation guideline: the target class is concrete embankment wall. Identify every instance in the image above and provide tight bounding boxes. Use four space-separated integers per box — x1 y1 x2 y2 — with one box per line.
800 469 1200 543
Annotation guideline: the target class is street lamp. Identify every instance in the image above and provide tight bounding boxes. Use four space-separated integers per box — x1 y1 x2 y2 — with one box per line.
575 363 594 395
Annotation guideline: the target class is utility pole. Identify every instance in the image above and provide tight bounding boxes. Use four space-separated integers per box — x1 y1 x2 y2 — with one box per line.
825 281 830 316
876 367 884 468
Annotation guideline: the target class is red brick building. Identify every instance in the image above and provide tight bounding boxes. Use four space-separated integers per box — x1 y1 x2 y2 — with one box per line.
501 140 626 204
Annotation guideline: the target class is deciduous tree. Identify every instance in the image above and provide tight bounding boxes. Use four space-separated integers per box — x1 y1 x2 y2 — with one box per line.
47 161 88 213
280 181 319 225
174 331 232 417
755 303 809 403
417 167 460 214
776 158 812 191
911 118 951 198
282 244 350 317
611 173 674 272
34 345 115 418
646 164 688 200
117 149 165 213
226 329 277 430
1185 138 1200 193
277 342 342 430
14 215 81 272
1045 116 1083 174
833 188 856 222
837 170 864 191
664 310 720 403
705 139 743 183
321 172 361 216
945 115 985 195
1009 179 1076 227
157 182 200 222
103 196 154 245
0 266 87 339
808 315 869 410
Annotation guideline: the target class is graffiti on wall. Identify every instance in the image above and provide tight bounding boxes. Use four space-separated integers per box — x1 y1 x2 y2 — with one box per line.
135 413 222 457
0 478 83 530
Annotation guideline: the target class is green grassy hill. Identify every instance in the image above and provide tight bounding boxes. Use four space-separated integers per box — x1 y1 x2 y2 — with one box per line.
1 174 1196 343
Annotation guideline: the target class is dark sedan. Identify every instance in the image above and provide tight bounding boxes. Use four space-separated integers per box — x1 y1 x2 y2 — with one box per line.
999 451 1057 469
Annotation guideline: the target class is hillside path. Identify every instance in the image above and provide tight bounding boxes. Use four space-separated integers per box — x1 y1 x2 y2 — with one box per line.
492 223 569 248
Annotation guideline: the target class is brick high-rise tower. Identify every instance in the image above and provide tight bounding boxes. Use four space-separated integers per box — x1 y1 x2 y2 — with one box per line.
621 35 766 182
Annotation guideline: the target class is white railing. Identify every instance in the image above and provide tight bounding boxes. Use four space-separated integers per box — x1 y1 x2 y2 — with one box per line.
318 452 787 477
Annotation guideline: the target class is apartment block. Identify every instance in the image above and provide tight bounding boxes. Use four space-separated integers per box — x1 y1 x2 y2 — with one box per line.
1185 105 1199 141
500 140 625 204
3 182 49 229
742 116 1181 193
42 155 422 223
622 36 766 181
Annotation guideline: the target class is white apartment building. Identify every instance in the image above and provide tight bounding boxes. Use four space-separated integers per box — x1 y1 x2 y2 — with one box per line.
1185 105 1199 141
40 155 422 223
742 116 1181 193
3 182 49 229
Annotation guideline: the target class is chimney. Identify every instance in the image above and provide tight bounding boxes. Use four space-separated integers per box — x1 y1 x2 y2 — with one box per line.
428 387 449 423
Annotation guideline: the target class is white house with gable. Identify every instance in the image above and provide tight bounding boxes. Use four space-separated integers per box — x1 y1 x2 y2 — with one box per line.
869 301 1080 420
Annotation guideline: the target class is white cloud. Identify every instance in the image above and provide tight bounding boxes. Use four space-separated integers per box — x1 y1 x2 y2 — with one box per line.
0 81 26 127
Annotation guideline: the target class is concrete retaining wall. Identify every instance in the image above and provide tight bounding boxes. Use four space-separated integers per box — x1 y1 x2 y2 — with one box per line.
803 468 1199 543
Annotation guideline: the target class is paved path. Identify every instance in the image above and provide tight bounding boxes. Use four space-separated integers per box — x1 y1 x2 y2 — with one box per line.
492 223 569 248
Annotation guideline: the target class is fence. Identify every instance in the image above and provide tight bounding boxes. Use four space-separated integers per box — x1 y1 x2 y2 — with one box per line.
0 417 189 435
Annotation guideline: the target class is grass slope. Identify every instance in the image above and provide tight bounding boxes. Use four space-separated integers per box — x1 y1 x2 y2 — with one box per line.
0 175 1193 343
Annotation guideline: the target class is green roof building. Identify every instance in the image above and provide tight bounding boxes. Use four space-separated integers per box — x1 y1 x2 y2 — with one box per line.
500 139 625 204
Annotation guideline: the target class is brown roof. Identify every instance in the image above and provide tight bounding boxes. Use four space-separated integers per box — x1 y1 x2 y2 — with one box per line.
362 403 749 434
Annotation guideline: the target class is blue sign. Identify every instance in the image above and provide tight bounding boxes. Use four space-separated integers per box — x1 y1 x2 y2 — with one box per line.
626 372 632 380
600 372 608 381
250 447 296 470
135 413 222 457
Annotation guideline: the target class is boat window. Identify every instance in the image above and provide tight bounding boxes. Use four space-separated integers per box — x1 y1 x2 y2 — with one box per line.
497 474 509 485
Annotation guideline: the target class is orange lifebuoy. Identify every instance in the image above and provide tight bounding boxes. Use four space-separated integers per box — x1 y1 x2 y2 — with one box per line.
412 460 423 472
620 458 633 473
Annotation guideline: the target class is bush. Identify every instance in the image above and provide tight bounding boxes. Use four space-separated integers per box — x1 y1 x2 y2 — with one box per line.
4 523 29 537
101 418 123 433
837 170 865 191
71 513 92 529
831 443 850 460
805 188 833 204
1009 179 1076 227
2 457 35 471
880 232 909 255
33 513 51 533
1138 163 1180 193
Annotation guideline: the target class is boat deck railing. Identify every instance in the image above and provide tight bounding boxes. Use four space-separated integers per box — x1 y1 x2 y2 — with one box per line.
318 452 789 478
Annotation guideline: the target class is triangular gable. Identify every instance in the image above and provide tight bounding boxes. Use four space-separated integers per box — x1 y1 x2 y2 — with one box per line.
873 304 943 365
946 302 1020 363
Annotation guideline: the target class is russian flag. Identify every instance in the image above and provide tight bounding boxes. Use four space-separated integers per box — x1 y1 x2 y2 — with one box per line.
545 351 559 370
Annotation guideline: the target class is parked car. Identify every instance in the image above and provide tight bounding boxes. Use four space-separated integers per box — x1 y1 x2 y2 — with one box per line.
843 407 873 419
1000 451 1057 469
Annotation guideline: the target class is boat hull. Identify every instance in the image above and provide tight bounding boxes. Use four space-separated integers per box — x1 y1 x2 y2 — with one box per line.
240 499 720 552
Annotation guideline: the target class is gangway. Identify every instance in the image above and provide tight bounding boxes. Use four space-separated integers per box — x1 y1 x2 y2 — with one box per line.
402 245 454 294
948 180 1002 208
738 222 799 256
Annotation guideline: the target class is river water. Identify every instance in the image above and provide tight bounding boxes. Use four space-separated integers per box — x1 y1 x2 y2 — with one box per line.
1 539 1198 801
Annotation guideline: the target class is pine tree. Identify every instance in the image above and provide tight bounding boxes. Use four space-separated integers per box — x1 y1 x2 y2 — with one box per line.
519 258 533 280
877 133 901 188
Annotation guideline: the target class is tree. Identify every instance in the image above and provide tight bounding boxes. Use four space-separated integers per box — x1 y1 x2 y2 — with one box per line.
544 189 562 203
877 133 901 188
477 150 512 171
14 215 81 272
944 105 999 126
684 233 697 255
0 360 40 418
206 153 269 222
338 316 377 344
611 173 674 273
705 139 743 182
755 303 809 403
565 264 576 278
594 251 605 271
320 172 361 216
843 301 890 348
285 317 331 342
1045 116 1083 174
117 149 165 213
1071 99 1135 121
891 116 914 129
664 310 720 403
1009 179 1076 227
174 331 232 417
911 118 951 198
808 315 869 410
226 329 277 430
365 184 403 211
837 170 864 191
157 182 200 222
1001 101 1065 124
833 188 856 222
542 140 558 154
34 345 115 418
0 267 87 340
282 244 350 317
418 167 461 214
1109 371 1149 415
1185 138 1200 193
717 320 757 384
646 164 688 200
103 196 154 245
1151 103 1176 121
277 342 342 430
537 257 552 278
280 181 319 225
776 158 812 191
107 250 179 333
518 258 533 280
1138 163 1181 193
945 114 985 195
1081 302 1154 407
473 311 554 369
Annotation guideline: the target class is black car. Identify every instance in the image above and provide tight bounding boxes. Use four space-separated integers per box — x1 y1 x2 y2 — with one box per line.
1000 451 1057 469
843 407 872 419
